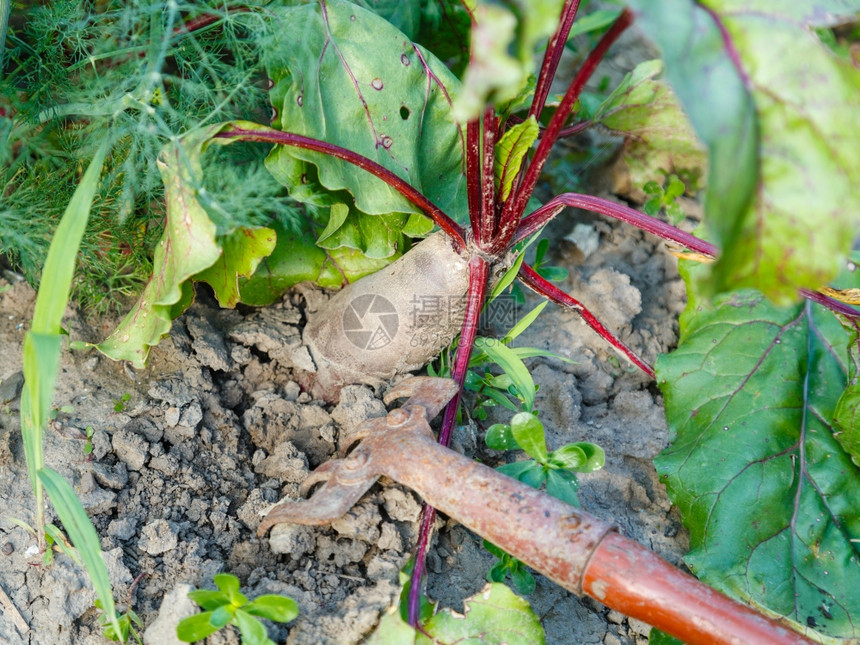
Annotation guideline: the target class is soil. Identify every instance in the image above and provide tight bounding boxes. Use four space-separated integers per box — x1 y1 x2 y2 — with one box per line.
0 200 691 645
0 27 694 645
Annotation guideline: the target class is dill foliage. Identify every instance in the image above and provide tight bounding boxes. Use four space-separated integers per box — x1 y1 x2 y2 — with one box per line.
1 0 300 313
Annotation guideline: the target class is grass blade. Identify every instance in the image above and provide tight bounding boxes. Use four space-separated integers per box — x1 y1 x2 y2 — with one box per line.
503 301 548 343
474 337 536 411
38 468 121 638
19 143 106 540
31 142 107 334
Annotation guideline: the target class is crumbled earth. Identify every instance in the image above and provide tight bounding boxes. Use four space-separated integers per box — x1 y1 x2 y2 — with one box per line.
0 25 694 645
0 192 691 645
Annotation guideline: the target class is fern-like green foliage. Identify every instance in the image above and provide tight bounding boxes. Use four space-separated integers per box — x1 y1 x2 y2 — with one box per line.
1 0 300 313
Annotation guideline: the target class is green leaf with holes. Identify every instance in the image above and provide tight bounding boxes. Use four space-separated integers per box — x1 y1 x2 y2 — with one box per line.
656 262 860 641
264 0 467 258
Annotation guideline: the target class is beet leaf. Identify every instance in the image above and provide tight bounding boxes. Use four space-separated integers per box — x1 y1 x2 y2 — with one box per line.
656 260 860 641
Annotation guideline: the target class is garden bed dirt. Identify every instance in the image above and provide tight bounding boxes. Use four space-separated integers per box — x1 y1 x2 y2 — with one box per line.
0 194 692 645
0 25 695 644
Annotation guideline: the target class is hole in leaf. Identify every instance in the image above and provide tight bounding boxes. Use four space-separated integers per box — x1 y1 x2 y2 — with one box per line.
399 106 410 120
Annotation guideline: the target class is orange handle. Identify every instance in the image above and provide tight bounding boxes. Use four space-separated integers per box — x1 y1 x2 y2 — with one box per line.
583 532 814 645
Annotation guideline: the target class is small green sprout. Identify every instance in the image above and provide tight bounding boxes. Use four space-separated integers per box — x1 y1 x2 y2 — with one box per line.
483 540 537 595
42 522 83 567
8 518 83 567
96 572 147 644
532 238 569 283
486 412 604 507
113 393 131 412
84 425 95 458
483 412 604 592
96 599 144 644
177 573 299 645
643 174 686 225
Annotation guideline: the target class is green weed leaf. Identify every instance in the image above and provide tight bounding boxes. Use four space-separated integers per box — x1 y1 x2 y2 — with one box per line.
657 275 860 639
264 0 466 251
209 605 234 628
187 590 229 611
21 333 61 488
368 582 545 644
549 442 605 473
474 338 537 411
488 561 508 583
494 116 539 201
485 423 519 451
510 412 548 463
177 612 221 642
632 0 860 302
214 573 240 596
488 252 526 303
547 444 586 470
496 460 545 488
233 609 270 645
21 143 106 510
510 566 537 596
648 629 685 645
31 142 107 334
504 301 549 344
545 468 580 508
594 59 706 190
245 595 299 624
38 468 121 639
483 540 507 560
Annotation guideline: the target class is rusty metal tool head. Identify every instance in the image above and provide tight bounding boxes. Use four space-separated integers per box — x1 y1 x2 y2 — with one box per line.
257 376 458 534
259 376 815 645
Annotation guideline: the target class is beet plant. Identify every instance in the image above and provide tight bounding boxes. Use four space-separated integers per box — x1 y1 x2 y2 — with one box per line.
4 0 859 642
90 0 718 624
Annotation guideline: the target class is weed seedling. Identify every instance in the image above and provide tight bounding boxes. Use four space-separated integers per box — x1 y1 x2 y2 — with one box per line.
96 572 147 645
642 174 687 225
177 573 298 645
481 411 605 591
486 412 605 508
84 425 95 459
483 540 537 595
113 393 131 413
7 518 82 567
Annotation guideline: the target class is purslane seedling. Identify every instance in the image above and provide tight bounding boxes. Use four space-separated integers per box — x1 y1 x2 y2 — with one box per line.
177 573 298 645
